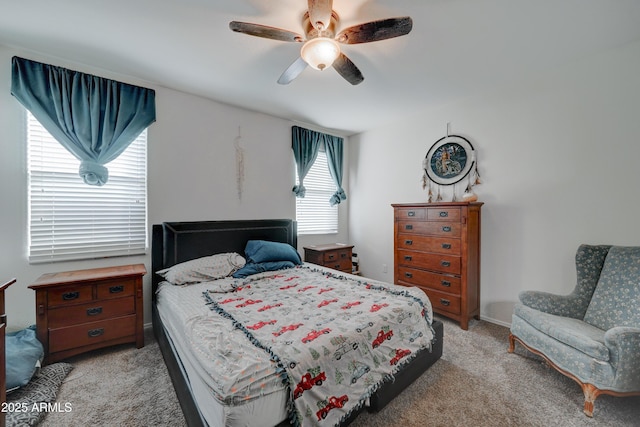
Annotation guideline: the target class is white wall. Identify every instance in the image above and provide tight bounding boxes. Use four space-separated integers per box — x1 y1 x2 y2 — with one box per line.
0 45 349 329
349 40 640 326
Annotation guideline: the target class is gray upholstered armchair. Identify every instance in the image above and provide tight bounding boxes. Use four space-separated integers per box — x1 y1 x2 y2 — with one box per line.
508 244 640 417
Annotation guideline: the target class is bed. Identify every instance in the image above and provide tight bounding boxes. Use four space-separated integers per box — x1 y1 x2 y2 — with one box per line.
151 219 443 427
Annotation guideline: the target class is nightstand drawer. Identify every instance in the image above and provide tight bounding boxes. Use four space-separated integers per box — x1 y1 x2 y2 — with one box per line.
325 259 353 272
96 279 135 300
48 296 135 328
47 285 93 307
323 249 351 263
397 234 461 255
49 315 137 353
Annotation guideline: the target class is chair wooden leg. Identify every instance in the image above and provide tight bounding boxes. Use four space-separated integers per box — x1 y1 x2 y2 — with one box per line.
508 332 516 353
582 383 600 417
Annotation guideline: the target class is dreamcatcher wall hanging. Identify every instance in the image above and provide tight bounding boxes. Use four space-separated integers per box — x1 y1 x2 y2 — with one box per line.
422 131 481 203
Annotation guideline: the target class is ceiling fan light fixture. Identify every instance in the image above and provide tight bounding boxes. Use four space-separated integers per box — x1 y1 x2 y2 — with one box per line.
300 37 340 71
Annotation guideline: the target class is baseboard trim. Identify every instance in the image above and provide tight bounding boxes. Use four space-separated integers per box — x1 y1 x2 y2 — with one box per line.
479 315 511 328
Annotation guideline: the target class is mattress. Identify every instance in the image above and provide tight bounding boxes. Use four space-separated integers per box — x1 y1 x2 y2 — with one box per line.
156 263 434 426
156 278 289 426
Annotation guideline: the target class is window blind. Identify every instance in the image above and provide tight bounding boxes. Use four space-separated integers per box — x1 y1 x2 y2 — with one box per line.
27 112 148 263
295 151 338 234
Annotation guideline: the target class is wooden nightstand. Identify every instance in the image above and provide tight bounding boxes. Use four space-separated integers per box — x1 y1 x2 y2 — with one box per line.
29 264 146 363
304 244 354 274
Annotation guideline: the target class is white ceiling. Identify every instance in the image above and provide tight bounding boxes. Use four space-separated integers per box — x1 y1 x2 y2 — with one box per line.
1 0 640 135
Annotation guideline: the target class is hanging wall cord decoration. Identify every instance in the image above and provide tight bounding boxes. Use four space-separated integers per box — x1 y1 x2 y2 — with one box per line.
235 127 245 201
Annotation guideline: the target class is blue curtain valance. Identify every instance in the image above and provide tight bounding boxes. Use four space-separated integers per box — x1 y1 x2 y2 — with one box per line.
11 56 156 186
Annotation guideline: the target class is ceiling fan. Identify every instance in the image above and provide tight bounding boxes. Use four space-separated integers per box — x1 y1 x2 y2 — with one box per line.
229 0 413 85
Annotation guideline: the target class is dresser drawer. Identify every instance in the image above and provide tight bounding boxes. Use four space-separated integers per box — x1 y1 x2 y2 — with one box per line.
96 278 135 300
48 296 135 328
47 285 93 307
394 208 426 220
427 207 461 222
397 267 462 294
397 221 461 237
397 250 461 274
49 315 137 353
422 288 461 315
397 234 461 255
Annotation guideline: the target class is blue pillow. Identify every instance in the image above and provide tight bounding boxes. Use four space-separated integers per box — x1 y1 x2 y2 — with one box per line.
244 240 302 265
6 325 44 391
232 261 296 278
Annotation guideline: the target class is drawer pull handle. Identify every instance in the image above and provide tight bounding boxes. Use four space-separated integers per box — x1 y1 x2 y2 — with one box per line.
328 254 335 259
62 291 79 301
441 261 451 267
441 280 451 287
86 307 103 316
109 285 124 294
404 255 413 261
404 272 413 278
439 211 448 217
334 265 341 269
88 328 104 338
405 224 413 230
440 298 451 306
442 243 452 249
442 226 452 232
405 240 413 245
407 211 416 217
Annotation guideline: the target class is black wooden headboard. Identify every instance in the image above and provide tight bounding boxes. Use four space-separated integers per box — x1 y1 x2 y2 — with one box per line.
151 219 297 294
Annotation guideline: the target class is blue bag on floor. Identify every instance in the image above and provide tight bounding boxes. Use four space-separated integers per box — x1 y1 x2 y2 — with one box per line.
6 325 44 391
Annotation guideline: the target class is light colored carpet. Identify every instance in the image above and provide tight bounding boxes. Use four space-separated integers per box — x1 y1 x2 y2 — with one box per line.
40 317 640 427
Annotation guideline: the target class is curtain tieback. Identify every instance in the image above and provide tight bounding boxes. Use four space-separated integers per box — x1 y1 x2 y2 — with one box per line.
330 188 347 206
79 160 109 186
292 184 306 198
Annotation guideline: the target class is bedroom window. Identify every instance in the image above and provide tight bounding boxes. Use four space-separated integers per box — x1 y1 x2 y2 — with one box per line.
27 112 148 263
295 150 338 234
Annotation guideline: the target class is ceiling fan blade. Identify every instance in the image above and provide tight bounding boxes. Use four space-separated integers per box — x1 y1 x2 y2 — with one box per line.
336 17 413 44
308 0 333 31
278 57 308 85
332 53 364 85
229 21 304 42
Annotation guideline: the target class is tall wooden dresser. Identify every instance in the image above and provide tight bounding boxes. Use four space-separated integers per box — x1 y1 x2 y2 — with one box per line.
392 202 482 330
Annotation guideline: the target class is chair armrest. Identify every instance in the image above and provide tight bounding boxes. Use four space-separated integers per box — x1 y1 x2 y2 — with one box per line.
604 327 640 383
518 290 585 318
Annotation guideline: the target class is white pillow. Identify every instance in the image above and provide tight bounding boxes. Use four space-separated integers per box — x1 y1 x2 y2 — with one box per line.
156 253 246 285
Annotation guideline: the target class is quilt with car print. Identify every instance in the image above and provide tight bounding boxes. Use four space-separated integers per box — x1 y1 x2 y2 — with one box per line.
202 265 435 427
